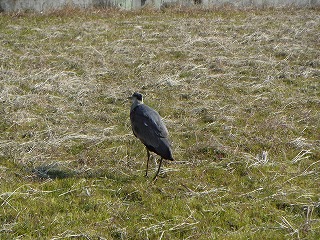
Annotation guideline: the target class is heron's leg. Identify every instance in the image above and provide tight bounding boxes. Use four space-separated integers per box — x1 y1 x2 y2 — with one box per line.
153 158 163 181
145 148 150 177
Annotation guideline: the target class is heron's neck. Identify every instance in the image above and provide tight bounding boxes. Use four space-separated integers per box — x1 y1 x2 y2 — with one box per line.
131 99 143 111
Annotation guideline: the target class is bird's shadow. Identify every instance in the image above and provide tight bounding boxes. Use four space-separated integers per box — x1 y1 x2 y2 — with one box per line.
30 163 136 183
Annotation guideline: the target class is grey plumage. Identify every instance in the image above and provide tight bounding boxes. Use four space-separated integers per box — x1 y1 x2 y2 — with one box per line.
129 92 174 180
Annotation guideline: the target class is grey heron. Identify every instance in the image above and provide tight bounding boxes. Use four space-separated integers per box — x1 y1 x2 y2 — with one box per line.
129 92 174 180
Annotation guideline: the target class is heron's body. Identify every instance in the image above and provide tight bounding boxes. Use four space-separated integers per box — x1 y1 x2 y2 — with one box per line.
129 92 173 180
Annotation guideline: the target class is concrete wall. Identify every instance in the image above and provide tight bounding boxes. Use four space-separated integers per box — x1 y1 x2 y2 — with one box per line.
201 0 319 7
0 0 319 12
0 0 144 11
157 0 320 9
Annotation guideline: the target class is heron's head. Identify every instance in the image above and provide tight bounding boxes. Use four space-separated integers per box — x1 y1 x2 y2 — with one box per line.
129 92 143 104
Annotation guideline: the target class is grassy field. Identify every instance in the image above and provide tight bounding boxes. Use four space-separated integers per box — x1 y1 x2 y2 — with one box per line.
0 6 319 239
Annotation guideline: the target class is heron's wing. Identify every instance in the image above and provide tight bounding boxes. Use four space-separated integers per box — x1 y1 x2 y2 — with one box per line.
130 104 169 147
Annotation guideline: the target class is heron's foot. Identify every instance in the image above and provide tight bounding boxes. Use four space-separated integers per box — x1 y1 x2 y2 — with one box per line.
152 174 158 182
152 170 162 181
